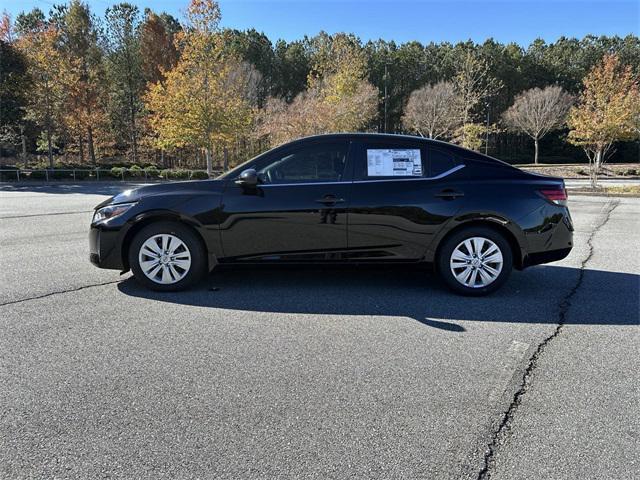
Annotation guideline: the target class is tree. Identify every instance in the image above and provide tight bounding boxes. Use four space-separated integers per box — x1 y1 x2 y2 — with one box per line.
260 32 377 145
16 26 66 167
452 122 490 152
14 8 46 36
0 37 29 161
223 28 275 103
502 85 573 163
140 9 179 86
58 0 106 163
272 39 310 101
453 51 502 149
105 3 144 162
568 54 640 186
145 0 258 176
0 11 14 42
307 33 377 132
402 81 458 139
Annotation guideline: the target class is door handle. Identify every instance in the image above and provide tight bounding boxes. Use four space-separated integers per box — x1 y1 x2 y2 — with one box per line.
434 189 464 200
315 195 345 205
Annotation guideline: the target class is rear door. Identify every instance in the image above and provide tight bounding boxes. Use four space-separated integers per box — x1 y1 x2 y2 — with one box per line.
219 139 353 261
346 139 465 260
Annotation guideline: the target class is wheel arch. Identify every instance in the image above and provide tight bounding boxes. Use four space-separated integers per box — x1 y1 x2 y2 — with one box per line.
433 218 525 270
120 212 216 272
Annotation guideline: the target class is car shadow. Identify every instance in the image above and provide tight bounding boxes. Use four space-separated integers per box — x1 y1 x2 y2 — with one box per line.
117 264 639 331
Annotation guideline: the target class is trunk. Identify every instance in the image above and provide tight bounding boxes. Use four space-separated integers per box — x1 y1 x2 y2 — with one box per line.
590 149 603 189
132 132 138 164
160 148 165 168
87 126 96 165
78 135 84 163
223 147 229 171
130 93 138 164
21 125 27 168
534 138 539 164
205 147 213 178
46 125 53 169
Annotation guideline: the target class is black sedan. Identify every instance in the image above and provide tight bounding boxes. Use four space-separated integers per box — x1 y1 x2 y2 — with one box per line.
90 133 573 295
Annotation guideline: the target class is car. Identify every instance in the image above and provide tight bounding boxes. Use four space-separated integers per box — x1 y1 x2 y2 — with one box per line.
89 133 573 295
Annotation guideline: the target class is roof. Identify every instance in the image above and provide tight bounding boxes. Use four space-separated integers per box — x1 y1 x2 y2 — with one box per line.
286 132 487 159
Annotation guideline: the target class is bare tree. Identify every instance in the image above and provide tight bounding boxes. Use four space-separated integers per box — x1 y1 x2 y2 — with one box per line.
258 75 376 146
503 85 573 164
402 81 458 139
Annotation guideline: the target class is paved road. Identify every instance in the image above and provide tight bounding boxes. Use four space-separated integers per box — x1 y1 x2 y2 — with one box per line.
0 184 638 479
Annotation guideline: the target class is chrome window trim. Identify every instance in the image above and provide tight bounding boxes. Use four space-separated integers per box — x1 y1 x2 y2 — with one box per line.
354 164 466 183
257 164 465 188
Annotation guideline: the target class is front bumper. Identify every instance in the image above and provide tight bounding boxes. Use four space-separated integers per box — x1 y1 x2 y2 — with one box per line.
89 225 126 270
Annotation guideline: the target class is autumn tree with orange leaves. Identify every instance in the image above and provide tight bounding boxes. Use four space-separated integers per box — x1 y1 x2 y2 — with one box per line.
145 0 258 176
568 54 640 186
16 23 66 167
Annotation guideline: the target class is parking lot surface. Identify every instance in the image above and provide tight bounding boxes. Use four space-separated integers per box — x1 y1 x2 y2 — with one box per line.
1 183 638 479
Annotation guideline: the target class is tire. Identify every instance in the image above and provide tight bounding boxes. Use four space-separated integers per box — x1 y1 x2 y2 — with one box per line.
129 221 206 292
436 226 513 296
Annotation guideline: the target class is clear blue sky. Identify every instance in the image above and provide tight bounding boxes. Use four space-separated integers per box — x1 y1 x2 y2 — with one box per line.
3 0 638 45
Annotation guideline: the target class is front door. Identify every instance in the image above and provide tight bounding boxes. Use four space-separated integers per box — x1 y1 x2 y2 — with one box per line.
219 140 353 261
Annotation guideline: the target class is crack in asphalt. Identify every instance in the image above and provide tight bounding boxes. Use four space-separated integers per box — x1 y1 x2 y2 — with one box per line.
475 199 620 480
0 280 122 307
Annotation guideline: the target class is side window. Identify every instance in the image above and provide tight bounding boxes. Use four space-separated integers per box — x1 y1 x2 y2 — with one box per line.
428 148 458 177
258 142 348 184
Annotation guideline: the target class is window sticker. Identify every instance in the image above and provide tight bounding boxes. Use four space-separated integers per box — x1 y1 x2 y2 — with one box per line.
366 149 422 177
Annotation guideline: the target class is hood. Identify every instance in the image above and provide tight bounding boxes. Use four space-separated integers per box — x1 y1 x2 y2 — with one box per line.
95 179 225 209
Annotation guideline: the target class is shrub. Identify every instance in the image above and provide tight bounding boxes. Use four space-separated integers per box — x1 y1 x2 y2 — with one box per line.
144 166 159 179
170 169 190 180
158 169 191 180
190 170 209 180
625 168 638 176
576 169 588 176
128 165 144 178
110 167 126 179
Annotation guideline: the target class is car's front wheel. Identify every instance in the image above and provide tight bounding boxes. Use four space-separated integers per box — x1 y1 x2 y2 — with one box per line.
437 226 513 296
129 221 206 291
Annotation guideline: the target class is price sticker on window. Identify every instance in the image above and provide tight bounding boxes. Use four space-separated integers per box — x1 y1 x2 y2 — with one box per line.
367 149 422 177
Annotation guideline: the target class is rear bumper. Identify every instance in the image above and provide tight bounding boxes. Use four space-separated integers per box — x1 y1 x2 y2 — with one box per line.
89 225 125 270
522 208 573 268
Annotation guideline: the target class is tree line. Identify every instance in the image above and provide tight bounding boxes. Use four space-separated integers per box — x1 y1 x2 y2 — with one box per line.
0 0 638 179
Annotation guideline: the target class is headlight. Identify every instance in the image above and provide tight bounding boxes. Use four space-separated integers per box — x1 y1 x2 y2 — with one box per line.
92 202 136 223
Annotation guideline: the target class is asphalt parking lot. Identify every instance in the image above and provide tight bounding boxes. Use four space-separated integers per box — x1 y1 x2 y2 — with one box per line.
1 183 638 479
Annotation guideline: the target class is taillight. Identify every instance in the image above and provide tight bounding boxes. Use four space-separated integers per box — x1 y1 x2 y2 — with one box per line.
539 187 568 206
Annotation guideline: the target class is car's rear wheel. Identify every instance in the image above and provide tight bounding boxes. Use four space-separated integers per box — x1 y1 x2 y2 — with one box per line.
437 226 513 296
129 221 206 291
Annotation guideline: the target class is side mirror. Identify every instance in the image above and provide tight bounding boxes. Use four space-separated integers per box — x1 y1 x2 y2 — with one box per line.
235 168 259 187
